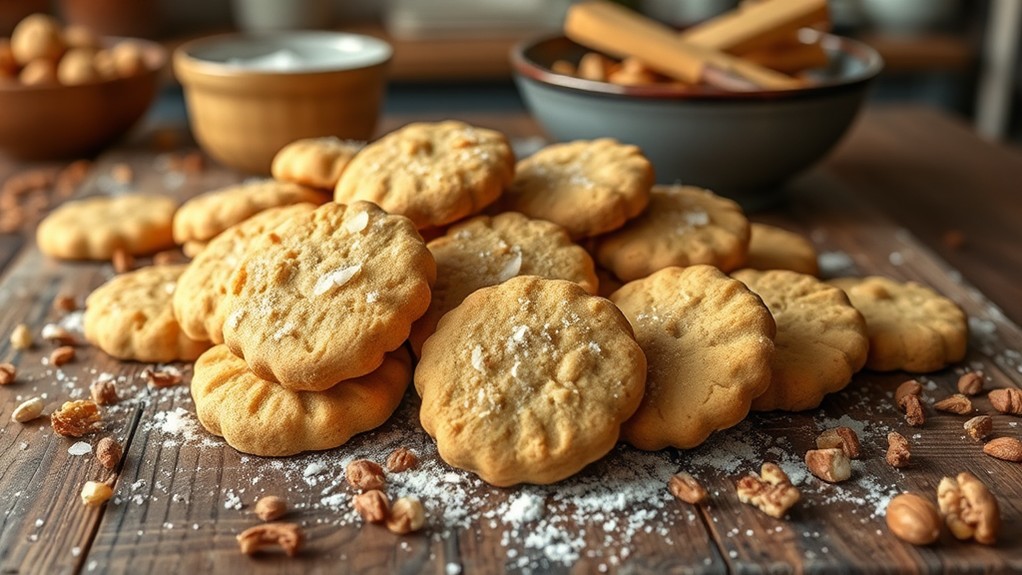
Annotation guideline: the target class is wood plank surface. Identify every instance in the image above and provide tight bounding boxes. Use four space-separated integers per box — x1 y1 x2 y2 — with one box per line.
1 107 1021 574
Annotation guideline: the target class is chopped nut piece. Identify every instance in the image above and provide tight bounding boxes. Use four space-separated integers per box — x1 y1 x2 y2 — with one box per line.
0 362 15 385
345 459 385 491
51 400 101 437
12 397 44 423
254 496 288 522
805 448 852 483
153 250 185 266
353 490 390 524
902 396 925 427
386 497 426 534
142 368 182 389
964 415 993 441
53 295 78 313
668 472 708 505
934 394 973 415
96 437 122 469
180 151 205 173
237 522 303 557
937 472 1000 545
982 437 1022 462
815 427 861 459
90 379 119 405
386 447 419 473
112 248 134 274
10 323 32 350
80 480 114 507
110 163 133 184
41 323 76 346
49 345 75 367
895 379 922 407
735 463 800 519
886 431 911 468
989 388 1022 415
957 372 984 396
886 493 941 545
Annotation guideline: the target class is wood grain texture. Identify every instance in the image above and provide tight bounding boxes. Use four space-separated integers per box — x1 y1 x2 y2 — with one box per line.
1 108 1021 574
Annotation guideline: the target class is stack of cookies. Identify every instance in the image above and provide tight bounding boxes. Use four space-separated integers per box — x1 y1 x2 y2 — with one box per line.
45 120 968 485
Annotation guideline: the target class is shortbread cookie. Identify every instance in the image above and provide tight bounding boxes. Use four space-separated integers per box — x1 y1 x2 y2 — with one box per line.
174 203 317 344
334 121 515 229
611 265 774 449
745 223 819 276
829 276 967 373
172 180 328 244
409 212 598 355
84 265 211 362
733 269 868 411
271 137 363 190
416 276 646 486
192 345 410 456
222 202 435 391
498 138 653 239
37 194 177 260
596 186 750 282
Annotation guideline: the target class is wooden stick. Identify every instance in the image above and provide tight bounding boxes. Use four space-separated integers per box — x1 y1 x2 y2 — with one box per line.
680 0 830 55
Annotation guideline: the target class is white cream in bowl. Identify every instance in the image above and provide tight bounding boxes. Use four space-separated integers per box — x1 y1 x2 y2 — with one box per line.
185 31 392 73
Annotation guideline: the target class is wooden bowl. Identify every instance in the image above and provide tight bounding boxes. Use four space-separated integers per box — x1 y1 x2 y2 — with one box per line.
174 32 391 175
0 38 166 160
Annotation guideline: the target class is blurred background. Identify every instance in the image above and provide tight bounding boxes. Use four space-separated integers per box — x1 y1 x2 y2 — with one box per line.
1 0 1018 141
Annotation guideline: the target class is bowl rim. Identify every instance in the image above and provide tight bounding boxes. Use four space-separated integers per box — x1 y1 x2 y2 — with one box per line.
0 37 167 93
174 30 393 78
510 31 884 101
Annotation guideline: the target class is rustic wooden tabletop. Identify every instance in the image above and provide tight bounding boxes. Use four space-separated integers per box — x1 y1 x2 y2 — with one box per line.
0 105 1020 574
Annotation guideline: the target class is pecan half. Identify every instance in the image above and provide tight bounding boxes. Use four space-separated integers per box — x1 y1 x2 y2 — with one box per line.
886 493 941 546
50 400 101 437
668 472 708 505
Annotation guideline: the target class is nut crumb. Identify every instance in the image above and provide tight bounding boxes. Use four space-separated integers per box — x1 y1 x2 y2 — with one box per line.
236 522 303 557
982 437 1022 462
254 496 288 522
386 497 426 534
345 459 385 491
53 295 78 313
735 462 800 518
90 379 119 405
10 323 32 350
386 447 419 473
153 250 185 266
12 397 44 423
51 400 101 437
895 379 925 427
937 472 1000 544
352 490 390 524
957 372 984 396
143 368 182 389
668 471 708 505
80 480 114 507
111 163 133 184
112 249 134 274
964 415 993 441
0 362 15 385
96 437 122 469
49 345 76 367
886 431 911 468
989 388 1022 415
895 379 922 406
805 448 851 483
934 393 973 415
815 427 861 459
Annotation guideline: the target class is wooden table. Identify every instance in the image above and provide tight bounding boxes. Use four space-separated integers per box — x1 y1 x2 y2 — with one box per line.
0 105 1020 574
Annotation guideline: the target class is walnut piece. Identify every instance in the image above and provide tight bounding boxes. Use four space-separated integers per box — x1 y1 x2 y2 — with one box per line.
989 388 1022 415
964 415 993 441
80 480 114 507
49 345 75 367
90 379 119 405
12 397 44 423
345 459 385 491
668 471 708 505
0 362 15 385
50 400 101 437
805 448 851 483
386 497 426 534
937 472 1000 545
933 393 973 415
353 490 390 524
143 368 183 389
886 431 911 468
236 522 303 557
386 447 419 473
982 437 1022 462
96 437 122 470
815 427 861 459
735 462 800 519
10 323 33 350
255 496 288 521
112 248 134 274
886 493 941 546
957 372 984 396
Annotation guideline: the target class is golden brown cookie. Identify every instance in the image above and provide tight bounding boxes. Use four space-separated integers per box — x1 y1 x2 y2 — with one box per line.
172 180 328 244
829 276 967 373
415 276 646 486
408 212 598 355
334 121 515 229
222 202 435 391
596 185 750 282
271 137 363 190
192 345 410 456
174 203 318 344
37 194 177 260
745 223 819 276
611 265 774 450
497 138 654 239
84 265 211 362
733 269 868 411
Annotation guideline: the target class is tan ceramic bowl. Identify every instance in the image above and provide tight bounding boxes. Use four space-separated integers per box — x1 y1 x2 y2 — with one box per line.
0 38 165 160
174 32 391 174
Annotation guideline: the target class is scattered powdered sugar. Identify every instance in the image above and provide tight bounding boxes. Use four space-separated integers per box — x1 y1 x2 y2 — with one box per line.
68 441 92 456
817 250 857 277
682 210 709 227
59 310 85 335
313 264 362 297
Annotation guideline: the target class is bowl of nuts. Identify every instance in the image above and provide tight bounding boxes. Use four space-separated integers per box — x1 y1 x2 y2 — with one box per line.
0 14 166 160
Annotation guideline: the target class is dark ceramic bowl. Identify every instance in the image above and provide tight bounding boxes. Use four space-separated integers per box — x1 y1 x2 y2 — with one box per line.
511 33 882 208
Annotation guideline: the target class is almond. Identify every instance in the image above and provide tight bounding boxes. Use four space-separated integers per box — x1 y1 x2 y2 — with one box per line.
957 372 984 396
982 437 1022 462
933 394 973 415
989 388 1022 415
